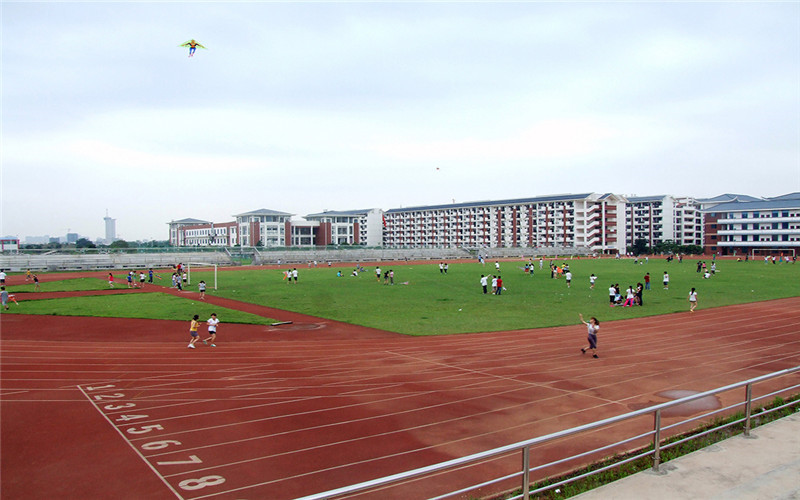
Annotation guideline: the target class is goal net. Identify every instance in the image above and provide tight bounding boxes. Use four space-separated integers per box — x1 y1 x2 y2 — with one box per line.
187 262 218 290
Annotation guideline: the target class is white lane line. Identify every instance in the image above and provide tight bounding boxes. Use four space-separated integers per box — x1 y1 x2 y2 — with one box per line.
76 384 185 500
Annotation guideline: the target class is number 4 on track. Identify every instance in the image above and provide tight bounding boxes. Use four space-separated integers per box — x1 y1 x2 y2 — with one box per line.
115 414 148 422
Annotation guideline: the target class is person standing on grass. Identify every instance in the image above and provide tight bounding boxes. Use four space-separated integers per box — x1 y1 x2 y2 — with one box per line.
33 274 40 292
139 271 146 287
148 268 154 283
623 285 635 307
203 313 219 347
589 273 597 289
188 314 200 349
689 288 698 312
1 287 9 310
644 272 651 290
608 284 616 306
663 271 670 290
579 314 600 358
198 280 206 300
108 273 115 288
565 270 572 288
480 274 488 294
375 266 381 282
495 275 503 295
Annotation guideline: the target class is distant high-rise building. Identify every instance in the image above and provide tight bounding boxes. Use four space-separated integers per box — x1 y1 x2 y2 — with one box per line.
104 211 116 244
66 233 79 243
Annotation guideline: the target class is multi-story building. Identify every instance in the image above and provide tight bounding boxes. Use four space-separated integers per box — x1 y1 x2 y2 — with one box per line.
673 197 704 247
168 219 239 247
234 209 293 247
383 193 626 254
701 193 800 256
305 209 384 246
168 218 212 247
624 195 703 248
169 208 385 248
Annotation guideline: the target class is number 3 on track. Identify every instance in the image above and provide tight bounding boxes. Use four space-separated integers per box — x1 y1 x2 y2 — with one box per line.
178 475 225 490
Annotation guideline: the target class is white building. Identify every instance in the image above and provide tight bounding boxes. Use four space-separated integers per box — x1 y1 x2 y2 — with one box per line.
305 209 384 246
104 213 116 244
233 209 294 247
383 193 626 254
624 195 703 248
701 192 800 256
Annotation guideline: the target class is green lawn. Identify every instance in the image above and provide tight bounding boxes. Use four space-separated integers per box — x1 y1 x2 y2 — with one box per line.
9 278 113 293
3 258 798 335
187 258 800 335
3 292 275 325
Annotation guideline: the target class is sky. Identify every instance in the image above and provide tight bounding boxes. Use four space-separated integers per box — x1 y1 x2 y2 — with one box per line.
2 1 799 242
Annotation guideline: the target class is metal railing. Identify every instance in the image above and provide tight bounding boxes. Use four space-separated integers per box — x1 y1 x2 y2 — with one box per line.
298 366 800 500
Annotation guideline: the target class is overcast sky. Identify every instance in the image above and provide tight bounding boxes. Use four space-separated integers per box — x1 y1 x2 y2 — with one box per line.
2 1 798 241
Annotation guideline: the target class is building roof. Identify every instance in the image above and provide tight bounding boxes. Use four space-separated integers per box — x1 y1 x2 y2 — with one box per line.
385 193 598 214
698 193 762 203
626 195 671 203
766 192 800 201
233 209 294 217
168 218 210 225
703 198 800 212
305 209 374 218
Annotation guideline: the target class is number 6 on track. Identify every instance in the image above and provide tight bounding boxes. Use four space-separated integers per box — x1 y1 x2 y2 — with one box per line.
141 440 181 450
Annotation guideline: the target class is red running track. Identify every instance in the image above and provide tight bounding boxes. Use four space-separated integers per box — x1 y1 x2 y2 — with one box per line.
2 294 800 499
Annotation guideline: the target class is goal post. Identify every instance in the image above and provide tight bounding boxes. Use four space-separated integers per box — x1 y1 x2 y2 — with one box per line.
187 262 218 290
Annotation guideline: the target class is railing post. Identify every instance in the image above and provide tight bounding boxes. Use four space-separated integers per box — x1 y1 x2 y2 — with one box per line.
652 409 662 471
522 445 530 500
744 383 753 437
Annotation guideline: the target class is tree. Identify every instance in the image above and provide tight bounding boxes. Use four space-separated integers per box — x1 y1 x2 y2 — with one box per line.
109 240 130 249
631 238 649 256
76 238 96 249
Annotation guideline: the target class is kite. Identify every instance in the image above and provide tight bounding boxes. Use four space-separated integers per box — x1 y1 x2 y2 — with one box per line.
179 39 207 57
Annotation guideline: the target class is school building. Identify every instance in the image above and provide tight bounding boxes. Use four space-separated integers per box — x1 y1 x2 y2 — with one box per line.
700 192 800 256
624 195 704 249
168 208 384 248
382 193 627 254
167 192 798 255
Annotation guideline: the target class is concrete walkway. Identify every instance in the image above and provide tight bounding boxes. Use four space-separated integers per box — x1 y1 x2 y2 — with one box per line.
574 415 800 500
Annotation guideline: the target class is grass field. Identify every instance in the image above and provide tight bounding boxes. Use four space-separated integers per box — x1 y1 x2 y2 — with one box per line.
189 257 800 335
3 292 276 325
10 277 115 293
3 258 798 335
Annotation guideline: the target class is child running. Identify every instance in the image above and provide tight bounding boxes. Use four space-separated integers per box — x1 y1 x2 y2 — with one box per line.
579 313 600 358
203 313 219 347
188 314 200 349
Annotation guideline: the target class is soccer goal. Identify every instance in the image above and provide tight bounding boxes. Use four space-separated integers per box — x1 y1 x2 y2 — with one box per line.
187 262 218 290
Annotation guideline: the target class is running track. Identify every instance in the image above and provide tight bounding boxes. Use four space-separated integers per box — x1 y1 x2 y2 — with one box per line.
2 278 799 499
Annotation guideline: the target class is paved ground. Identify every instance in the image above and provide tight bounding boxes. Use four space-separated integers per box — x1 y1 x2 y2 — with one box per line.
574 414 800 500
